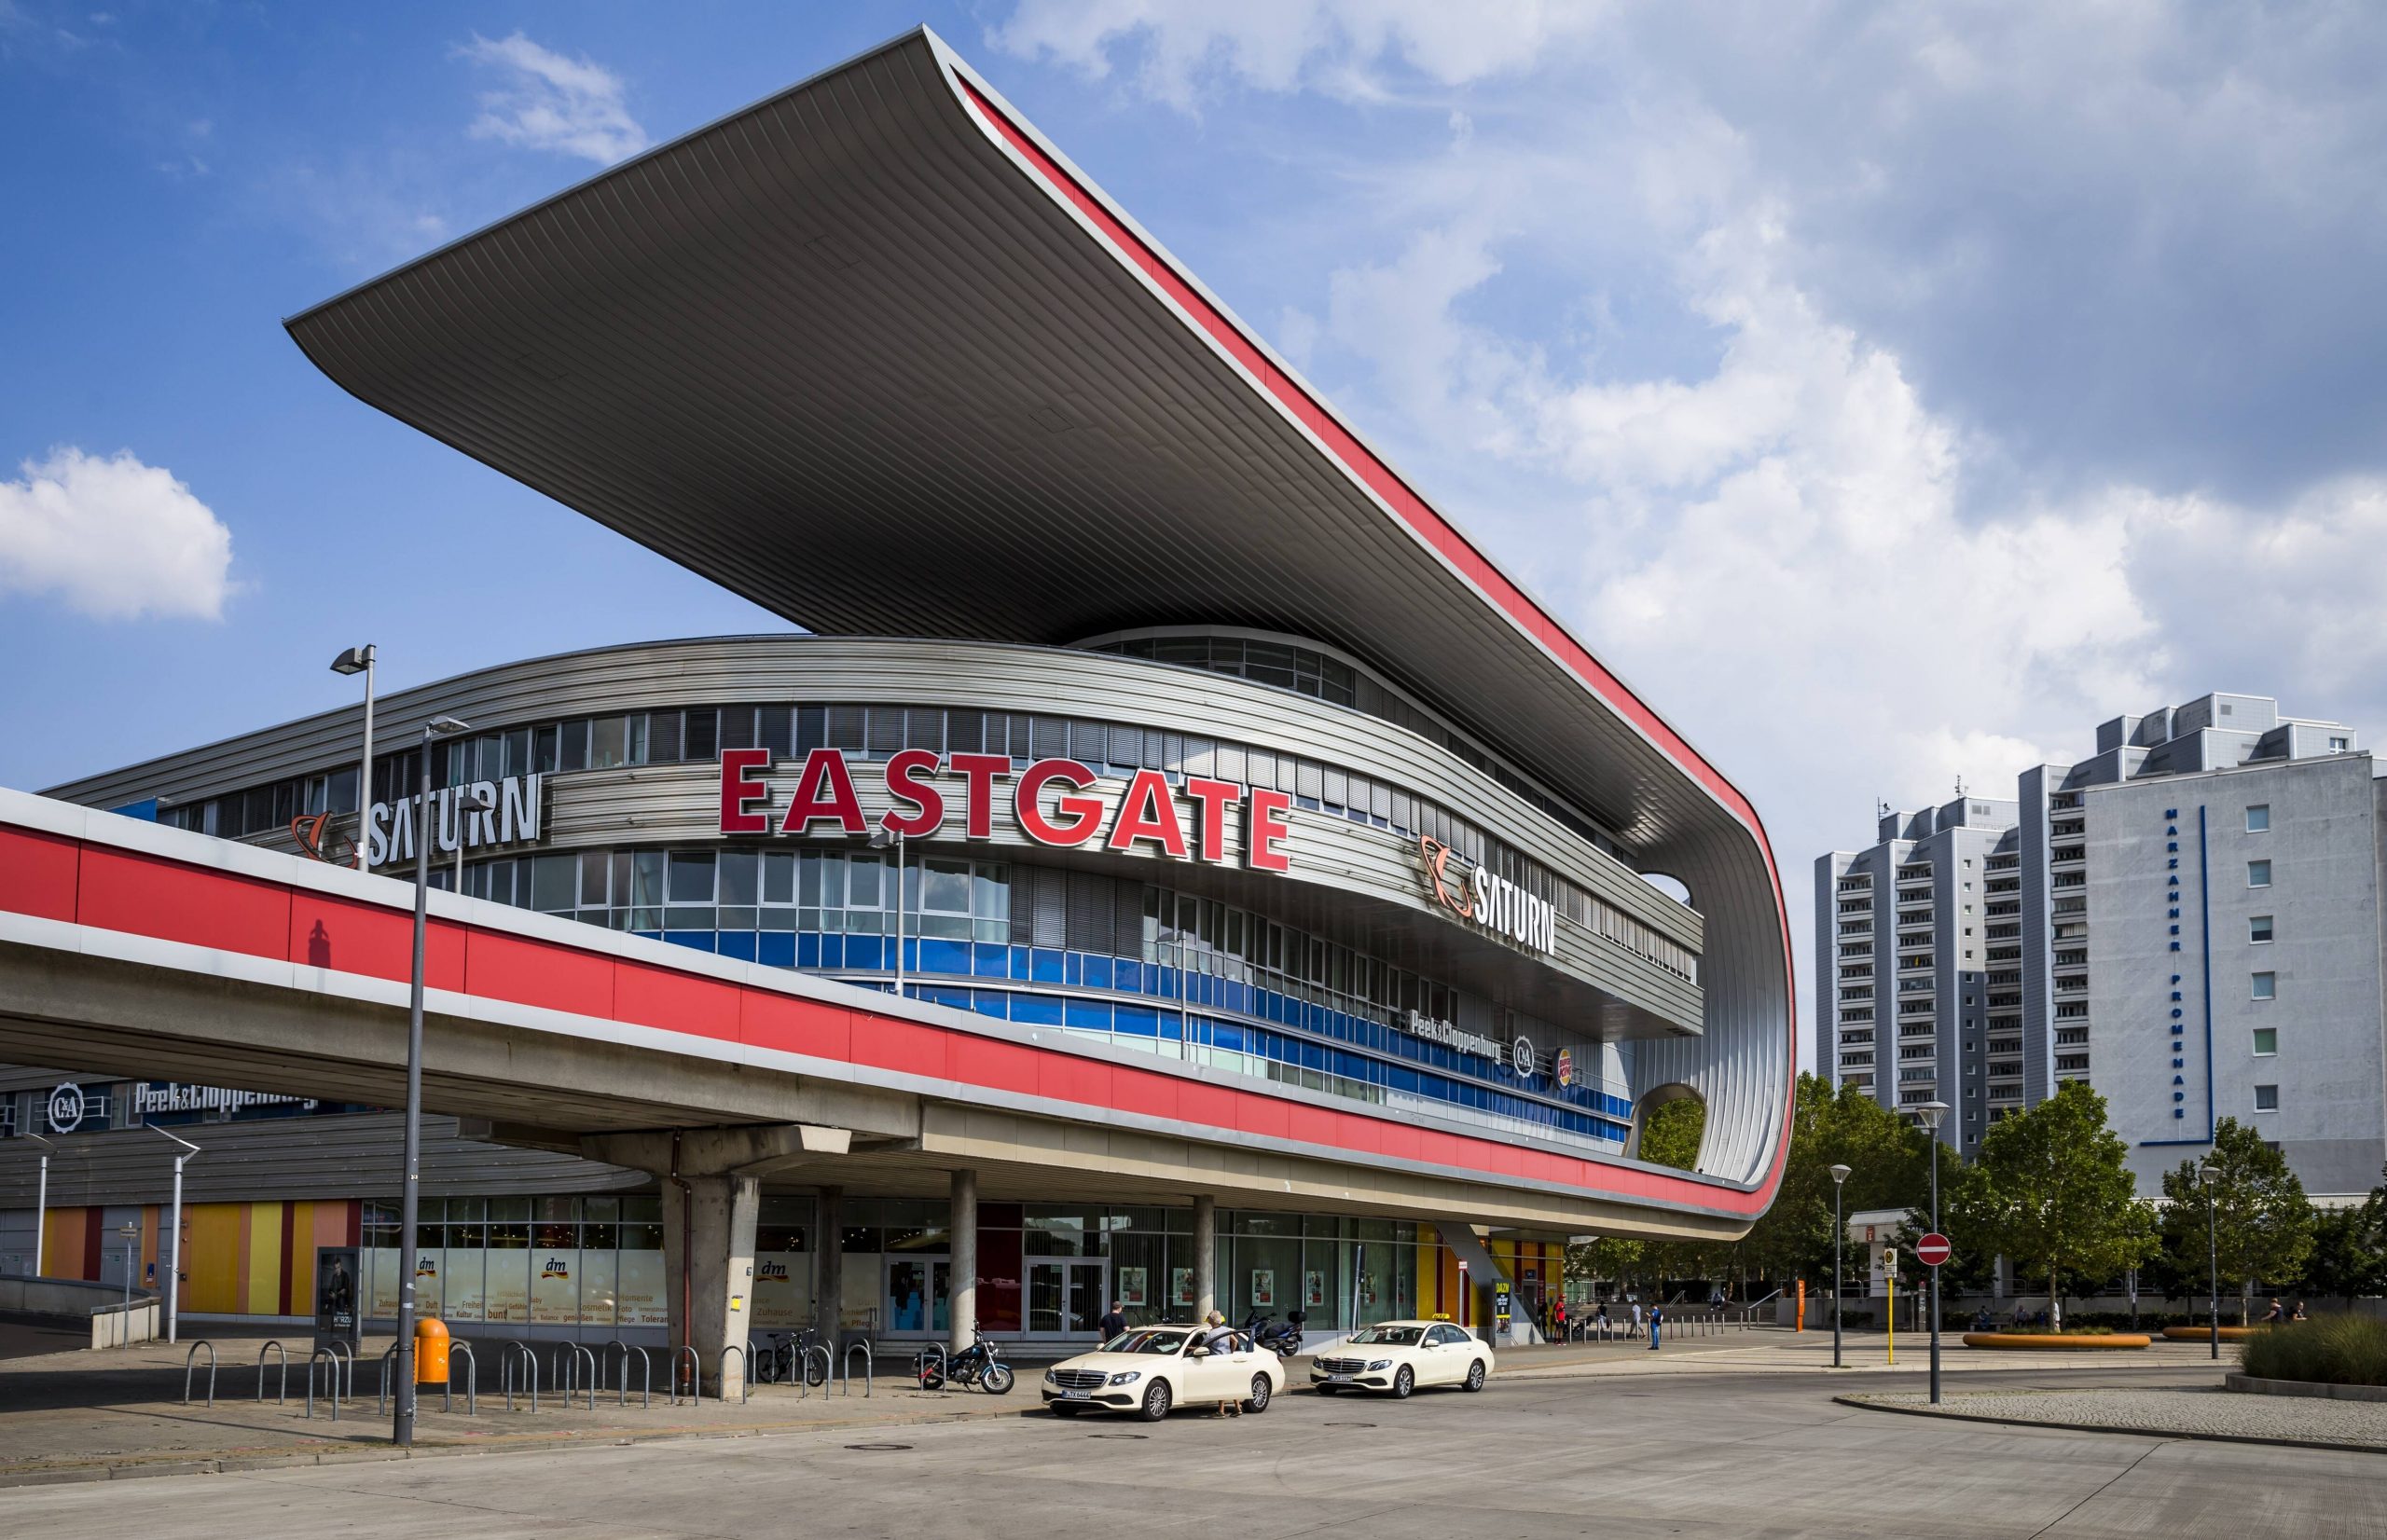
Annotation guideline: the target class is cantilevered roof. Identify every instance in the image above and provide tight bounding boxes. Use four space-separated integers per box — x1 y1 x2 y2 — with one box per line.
284 28 1792 1195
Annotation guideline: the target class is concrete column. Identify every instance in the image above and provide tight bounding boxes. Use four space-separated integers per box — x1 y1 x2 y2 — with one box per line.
813 1185 844 1347
661 1173 760 1399
949 1168 977 1355
1193 1193 1216 1323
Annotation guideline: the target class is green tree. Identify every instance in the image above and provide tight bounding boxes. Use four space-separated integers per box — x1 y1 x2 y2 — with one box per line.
2160 1117 2316 1323
2301 1202 2386 1301
1738 1074 1935 1290
1638 1097 1705 1172
1945 1081 2154 1325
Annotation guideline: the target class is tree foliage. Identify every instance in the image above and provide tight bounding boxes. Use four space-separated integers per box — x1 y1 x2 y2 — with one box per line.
1945 1081 2154 1317
1735 1074 1938 1286
2159 1117 2316 1322
1638 1097 1705 1172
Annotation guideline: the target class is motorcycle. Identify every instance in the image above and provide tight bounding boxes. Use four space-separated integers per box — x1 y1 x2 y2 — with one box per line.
920 1330 1015 1395
1242 1310 1305 1359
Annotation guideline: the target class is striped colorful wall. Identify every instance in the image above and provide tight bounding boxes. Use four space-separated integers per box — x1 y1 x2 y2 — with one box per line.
36 1199 359 1317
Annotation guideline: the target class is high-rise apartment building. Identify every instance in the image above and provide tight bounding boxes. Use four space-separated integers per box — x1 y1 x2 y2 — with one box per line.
1817 694 2385 1197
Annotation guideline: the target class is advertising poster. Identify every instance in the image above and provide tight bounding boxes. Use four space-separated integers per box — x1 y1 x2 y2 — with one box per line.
1304 1270 1327 1309
1118 1267 1148 1308
531 1250 579 1325
1250 1270 1276 1309
1170 1267 1194 1307
312 1246 361 1349
484 1248 531 1325
617 1248 668 1327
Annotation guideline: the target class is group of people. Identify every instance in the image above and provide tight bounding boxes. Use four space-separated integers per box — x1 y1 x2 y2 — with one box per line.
2263 1299 2311 1323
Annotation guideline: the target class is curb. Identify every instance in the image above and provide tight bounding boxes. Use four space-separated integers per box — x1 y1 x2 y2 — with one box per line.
1831 1393 2387 1457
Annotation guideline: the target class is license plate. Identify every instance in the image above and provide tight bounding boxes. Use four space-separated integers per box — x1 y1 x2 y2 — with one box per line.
1061 1389 1092 1400
1323 1374 1354 1383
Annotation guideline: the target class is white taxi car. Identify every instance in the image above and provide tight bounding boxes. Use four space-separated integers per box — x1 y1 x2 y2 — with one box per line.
1042 1326 1283 1421
1309 1319 1491 1398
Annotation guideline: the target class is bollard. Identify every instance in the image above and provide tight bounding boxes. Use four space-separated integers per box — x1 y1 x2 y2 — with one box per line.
182 1341 216 1408
256 1340 288 1405
447 1341 477 1415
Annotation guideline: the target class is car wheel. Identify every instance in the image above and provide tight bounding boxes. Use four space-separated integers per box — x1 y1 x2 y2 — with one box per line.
1137 1378 1173 1422
1463 1358 1486 1393
982 1363 1015 1396
1390 1365 1414 1400
1244 1375 1272 1414
1049 1402 1082 1417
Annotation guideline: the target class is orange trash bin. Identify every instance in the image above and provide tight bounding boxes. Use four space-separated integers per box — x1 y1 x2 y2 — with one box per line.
415 1317 450 1384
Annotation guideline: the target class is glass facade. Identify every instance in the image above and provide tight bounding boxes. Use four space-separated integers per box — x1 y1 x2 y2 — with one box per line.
442 844 1633 1148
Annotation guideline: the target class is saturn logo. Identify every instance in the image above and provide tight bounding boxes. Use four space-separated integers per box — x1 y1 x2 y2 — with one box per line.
1419 835 1474 919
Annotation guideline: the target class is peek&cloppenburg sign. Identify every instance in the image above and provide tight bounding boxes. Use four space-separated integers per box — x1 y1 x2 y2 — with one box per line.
718 749 1294 873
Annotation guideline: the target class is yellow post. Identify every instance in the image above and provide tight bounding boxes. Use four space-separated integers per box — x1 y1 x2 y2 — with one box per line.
1884 1245 1897 1367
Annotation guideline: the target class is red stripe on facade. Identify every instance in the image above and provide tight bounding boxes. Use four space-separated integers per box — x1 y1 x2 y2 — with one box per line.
952 77 1797 1201
6 821 1775 1217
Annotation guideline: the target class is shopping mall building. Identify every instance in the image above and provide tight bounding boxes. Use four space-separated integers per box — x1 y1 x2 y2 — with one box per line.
0 29 1790 1359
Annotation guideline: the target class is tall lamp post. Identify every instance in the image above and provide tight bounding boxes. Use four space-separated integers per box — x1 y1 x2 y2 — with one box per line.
25 1132 51 1276
148 1125 200 1342
1915 1100 1949 1406
396 715 473 1446
1828 1162 1851 1368
2198 1161 2220 1361
329 646 378 869
867 825 906 999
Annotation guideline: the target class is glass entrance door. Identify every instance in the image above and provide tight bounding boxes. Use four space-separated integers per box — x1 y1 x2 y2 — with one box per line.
1026 1259 1107 1340
884 1256 950 1336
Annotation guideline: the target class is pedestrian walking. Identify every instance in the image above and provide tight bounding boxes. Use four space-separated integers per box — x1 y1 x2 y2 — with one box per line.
2264 1299 2284 1325
1097 1299 1127 1344
1630 1300 1645 1339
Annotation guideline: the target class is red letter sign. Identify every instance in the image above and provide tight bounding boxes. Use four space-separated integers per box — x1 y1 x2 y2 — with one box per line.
881 749 945 837
1015 759 1102 846
1183 777 1242 864
1106 768 1189 858
719 747 771 833
1246 788 1292 873
780 747 865 835
945 753 1014 839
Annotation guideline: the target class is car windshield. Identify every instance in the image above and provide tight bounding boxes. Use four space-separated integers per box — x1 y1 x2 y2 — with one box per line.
1347 1325 1427 1346
1102 1329 1194 1355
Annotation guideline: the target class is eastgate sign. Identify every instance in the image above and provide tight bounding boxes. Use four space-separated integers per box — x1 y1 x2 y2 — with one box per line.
718 749 1294 873
1417 835 1555 956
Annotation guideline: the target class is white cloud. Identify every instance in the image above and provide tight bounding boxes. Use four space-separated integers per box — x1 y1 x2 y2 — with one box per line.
0 448 236 621
456 32 647 165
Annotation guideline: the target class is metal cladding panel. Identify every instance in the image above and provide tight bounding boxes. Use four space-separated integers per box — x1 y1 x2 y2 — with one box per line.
269 30 1789 1204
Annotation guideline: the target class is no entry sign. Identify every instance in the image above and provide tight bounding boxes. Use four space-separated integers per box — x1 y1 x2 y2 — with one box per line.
1915 1232 1952 1268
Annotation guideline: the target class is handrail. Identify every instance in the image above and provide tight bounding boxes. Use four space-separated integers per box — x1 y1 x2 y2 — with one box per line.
915 1341 947 1390
719 1343 749 1404
503 1340 540 1413
256 1340 287 1405
801 1342 832 1400
604 1340 650 1409
182 1341 216 1408
306 1345 341 1421
669 1344 700 1406
447 1341 477 1416
843 1339 872 1397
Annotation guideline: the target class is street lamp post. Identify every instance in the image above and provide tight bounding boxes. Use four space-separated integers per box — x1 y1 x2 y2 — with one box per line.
329 646 378 869
2198 1161 2220 1361
25 1132 51 1276
396 715 472 1446
1828 1162 1851 1369
148 1125 200 1343
1916 1100 1949 1406
867 826 906 999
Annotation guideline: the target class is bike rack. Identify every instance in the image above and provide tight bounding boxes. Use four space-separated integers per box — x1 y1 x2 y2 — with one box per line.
306 1345 342 1421
799 1342 831 1399
447 1341 477 1415
669 1344 700 1406
842 1340 872 1398
182 1341 216 1408
719 1343 749 1404
603 1340 650 1409
377 1342 400 1414
502 1341 540 1413
914 1341 947 1391
559 1341 598 1409
325 1339 355 1402
256 1340 287 1405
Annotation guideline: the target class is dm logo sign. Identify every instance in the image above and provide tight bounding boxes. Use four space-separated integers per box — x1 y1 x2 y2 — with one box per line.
46 1083 88 1134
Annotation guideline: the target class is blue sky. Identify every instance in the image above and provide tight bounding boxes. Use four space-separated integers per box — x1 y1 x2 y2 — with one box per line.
7 3 2386 1061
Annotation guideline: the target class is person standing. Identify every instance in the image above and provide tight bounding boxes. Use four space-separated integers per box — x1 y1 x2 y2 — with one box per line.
1630 1300 1645 1339
1552 1298 1568 1342
1097 1299 1127 1344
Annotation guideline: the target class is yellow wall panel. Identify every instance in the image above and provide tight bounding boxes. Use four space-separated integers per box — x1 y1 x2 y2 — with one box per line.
245 1203 282 1315
285 1202 313 1314
185 1204 244 1314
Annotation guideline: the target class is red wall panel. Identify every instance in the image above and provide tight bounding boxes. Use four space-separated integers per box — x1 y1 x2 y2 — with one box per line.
76 848 289 960
0 828 78 922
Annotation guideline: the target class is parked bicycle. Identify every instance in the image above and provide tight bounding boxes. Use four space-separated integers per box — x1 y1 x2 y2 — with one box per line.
920 1331 1014 1395
752 1327 831 1386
